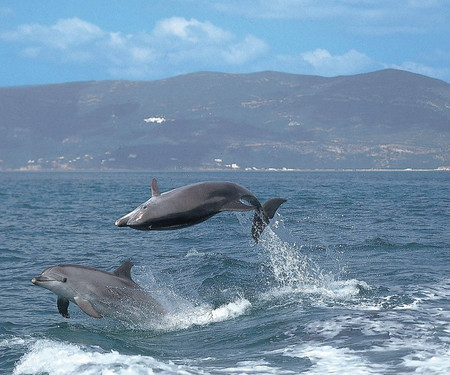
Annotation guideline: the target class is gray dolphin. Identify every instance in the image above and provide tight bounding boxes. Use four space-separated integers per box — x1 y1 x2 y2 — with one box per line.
32 262 165 321
115 179 286 242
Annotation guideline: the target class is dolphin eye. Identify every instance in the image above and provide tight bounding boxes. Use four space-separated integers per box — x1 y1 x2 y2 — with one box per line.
62 278 67 283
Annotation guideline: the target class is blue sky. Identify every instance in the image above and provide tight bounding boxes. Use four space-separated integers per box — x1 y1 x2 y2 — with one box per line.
1 0 449 86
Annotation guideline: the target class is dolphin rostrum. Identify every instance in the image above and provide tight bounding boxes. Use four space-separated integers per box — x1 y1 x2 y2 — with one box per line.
32 262 165 321
115 179 286 242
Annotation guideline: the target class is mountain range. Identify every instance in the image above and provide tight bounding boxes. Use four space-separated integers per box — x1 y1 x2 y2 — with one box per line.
0 69 449 171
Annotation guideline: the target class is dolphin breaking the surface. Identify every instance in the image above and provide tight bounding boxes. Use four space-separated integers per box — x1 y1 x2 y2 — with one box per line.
115 179 286 242
32 262 165 321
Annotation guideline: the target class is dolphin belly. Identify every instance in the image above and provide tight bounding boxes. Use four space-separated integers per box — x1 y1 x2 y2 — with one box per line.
127 210 218 230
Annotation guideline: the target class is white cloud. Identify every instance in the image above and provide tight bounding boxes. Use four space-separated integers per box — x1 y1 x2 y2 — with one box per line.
1 16 267 79
301 48 332 65
214 0 449 35
3 17 105 49
153 17 231 43
217 0 349 19
2 14 447 82
264 48 381 77
301 48 376 76
222 35 269 65
387 61 450 81
263 48 449 81
129 47 155 64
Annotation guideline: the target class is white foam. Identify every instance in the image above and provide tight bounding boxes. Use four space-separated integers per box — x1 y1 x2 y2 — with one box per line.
305 313 405 341
305 279 370 302
143 117 166 124
110 296 251 332
301 290 450 374
13 339 201 375
215 359 288 374
258 278 368 308
285 344 385 374
185 248 210 258
159 298 252 331
0 336 28 348
403 346 450 374
132 267 252 331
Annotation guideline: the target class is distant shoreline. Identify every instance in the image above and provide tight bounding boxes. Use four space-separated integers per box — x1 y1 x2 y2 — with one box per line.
1 167 449 173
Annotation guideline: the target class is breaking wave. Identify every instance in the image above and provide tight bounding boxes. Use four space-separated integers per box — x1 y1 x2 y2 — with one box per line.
13 339 201 375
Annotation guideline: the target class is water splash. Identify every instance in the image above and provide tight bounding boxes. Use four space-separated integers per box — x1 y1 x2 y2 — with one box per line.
259 226 326 287
158 297 252 331
115 268 252 331
256 215 334 289
254 216 370 305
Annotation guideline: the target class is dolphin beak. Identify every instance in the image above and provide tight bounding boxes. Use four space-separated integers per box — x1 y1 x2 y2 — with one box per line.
115 216 129 227
115 211 145 227
32 275 51 285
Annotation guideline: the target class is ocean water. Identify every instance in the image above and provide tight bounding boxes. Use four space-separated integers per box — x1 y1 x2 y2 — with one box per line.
0 171 449 374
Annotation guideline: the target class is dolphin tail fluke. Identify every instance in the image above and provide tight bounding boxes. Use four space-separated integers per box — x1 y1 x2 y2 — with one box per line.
262 198 287 219
251 198 287 243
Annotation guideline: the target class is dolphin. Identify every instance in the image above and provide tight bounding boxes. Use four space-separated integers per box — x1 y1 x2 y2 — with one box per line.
32 262 165 321
115 179 286 242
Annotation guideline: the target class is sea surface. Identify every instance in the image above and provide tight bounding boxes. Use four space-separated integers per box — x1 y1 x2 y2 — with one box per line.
0 171 449 374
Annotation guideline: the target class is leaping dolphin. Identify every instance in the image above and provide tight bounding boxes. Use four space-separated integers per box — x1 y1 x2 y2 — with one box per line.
115 179 286 242
32 262 165 321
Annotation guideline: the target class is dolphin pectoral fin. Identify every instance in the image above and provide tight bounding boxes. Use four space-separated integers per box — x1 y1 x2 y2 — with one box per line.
220 200 255 212
113 261 134 281
57 296 70 318
151 178 161 197
74 297 102 318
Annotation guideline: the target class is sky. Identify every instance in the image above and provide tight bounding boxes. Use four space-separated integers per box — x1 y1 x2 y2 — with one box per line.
0 0 449 86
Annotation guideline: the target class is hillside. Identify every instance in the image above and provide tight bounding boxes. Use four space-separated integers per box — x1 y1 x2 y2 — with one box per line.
0 69 449 170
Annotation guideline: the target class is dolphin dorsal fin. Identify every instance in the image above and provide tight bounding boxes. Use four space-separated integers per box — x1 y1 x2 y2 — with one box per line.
151 178 161 197
113 262 134 281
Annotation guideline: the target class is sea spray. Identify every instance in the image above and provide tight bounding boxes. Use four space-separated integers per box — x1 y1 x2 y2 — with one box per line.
258 226 326 287
157 298 252 331
234 211 329 287
254 217 370 305
113 263 252 331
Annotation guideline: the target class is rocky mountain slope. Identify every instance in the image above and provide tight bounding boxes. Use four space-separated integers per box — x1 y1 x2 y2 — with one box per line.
1 69 449 170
